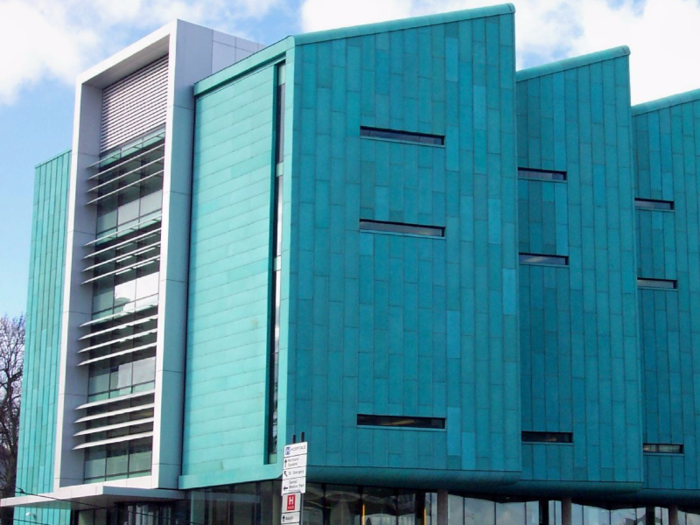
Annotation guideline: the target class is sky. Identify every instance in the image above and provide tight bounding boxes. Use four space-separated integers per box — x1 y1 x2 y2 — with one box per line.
2 0 700 318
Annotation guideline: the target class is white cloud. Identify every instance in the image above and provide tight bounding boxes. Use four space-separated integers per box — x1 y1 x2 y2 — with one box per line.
0 0 279 106
299 0 700 104
301 0 411 31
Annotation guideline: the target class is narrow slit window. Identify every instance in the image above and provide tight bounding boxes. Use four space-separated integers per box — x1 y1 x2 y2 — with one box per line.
635 198 674 211
360 126 444 146
518 168 567 181
519 253 569 266
357 414 445 429
644 443 683 454
360 219 444 238
638 278 677 289
522 431 573 444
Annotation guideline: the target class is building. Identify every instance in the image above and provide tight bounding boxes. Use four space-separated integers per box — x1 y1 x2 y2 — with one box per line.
6 3 700 525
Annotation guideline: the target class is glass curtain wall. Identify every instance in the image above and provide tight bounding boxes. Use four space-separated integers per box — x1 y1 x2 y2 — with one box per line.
191 484 700 525
74 500 188 525
75 127 165 482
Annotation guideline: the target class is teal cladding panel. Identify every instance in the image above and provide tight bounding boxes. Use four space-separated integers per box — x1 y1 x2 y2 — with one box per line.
287 13 520 485
14 151 70 525
516 54 643 489
634 97 700 493
183 65 277 478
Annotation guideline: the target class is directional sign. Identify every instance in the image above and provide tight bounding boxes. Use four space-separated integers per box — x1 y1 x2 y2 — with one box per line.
281 441 308 524
283 454 307 469
281 513 300 524
283 493 301 513
283 442 308 458
283 466 307 480
282 477 306 494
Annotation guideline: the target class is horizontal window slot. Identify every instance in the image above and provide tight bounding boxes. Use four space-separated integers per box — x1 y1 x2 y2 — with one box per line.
89 157 164 194
78 342 157 366
75 403 156 424
75 390 155 412
81 255 160 285
635 198 674 211
83 242 161 274
86 170 163 206
360 219 444 238
80 304 158 329
522 431 573 444
519 253 569 266
74 417 154 437
638 278 677 289
518 168 567 181
360 126 444 146
86 215 162 247
73 431 154 450
643 443 683 454
84 228 161 260
79 315 158 341
357 414 445 429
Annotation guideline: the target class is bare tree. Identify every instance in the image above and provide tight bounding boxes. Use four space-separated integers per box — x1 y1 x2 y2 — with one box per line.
0 315 24 522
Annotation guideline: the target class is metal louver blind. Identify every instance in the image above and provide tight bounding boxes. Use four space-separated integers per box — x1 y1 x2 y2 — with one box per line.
100 55 169 152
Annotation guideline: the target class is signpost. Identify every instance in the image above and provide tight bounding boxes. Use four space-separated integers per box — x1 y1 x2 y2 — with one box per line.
281 441 307 525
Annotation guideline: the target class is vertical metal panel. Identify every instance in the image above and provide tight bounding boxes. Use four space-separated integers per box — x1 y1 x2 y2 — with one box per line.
100 55 169 152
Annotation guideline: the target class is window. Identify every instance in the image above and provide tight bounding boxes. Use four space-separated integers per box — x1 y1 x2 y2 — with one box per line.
360 126 444 146
522 431 573 443
87 354 156 402
518 168 567 181
519 253 569 266
268 64 286 462
359 219 445 238
643 443 683 454
357 414 445 429
637 278 676 290
635 198 674 211
84 438 152 482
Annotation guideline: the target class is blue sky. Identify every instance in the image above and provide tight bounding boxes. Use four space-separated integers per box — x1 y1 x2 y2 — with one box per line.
2 0 700 318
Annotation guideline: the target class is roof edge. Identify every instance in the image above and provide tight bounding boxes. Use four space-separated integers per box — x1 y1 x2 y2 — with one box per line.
632 88 700 115
35 149 72 170
194 37 293 96
516 46 630 82
293 4 515 46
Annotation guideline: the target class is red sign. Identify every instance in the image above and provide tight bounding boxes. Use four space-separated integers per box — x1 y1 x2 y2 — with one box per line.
285 493 300 512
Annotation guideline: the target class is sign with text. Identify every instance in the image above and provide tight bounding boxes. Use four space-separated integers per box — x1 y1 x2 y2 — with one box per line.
281 441 308 524
283 442 308 457
284 493 301 513
283 466 307 480
283 454 307 469
281 512 300 524
282 477 306 494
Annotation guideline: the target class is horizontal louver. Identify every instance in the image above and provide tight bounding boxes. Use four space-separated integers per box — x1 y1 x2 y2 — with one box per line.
100 55 169 152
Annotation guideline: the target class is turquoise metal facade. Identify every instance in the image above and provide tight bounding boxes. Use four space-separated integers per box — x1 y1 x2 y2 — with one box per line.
288 5 519 488
515 48 643 493
19 4 700 523
15 152 71 523
633 90 700 500
184 63 279 485
185 4 522 491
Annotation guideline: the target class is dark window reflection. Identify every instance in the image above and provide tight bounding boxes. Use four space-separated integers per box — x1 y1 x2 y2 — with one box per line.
325 485 361 525
363 487 397 525
187 484 683 525
465 498 495 525
304 483 325 525
497 501 526 525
